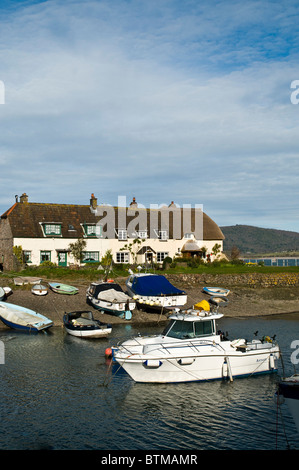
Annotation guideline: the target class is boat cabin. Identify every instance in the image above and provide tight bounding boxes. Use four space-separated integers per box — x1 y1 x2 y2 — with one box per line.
162 311 223 341
87 281 125 298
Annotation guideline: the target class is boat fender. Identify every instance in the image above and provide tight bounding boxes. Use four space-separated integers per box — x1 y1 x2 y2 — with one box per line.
262 336 272 343
105 347 112 358
143 359 162 368
269 354 275 369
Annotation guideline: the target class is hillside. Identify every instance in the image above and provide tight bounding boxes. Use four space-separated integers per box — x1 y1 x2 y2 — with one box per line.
221 225 299 255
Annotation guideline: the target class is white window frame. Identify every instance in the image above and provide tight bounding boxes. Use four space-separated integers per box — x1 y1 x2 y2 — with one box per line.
116 252 129 263
44 224 61 236
157 252 169 262
118 229 127 241
84 224 102 237
135 230 148 239
23 251 32 263
158 230 168 240
82 251 100 263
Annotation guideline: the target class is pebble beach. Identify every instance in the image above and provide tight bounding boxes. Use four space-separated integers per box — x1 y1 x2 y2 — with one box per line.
0 274 299 329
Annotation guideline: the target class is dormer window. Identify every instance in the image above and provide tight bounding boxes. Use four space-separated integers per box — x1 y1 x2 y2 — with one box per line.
117 229 127 241
83 224 102 237
158 230 168 240
43 223 62 236
184 233 194 239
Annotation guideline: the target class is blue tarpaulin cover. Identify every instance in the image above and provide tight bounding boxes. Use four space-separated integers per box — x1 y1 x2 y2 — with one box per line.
131 275 186 296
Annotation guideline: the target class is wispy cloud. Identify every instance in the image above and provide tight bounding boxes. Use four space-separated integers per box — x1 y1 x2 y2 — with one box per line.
0 0 299 230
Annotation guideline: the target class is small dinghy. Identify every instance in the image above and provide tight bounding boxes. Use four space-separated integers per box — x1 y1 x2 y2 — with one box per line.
209 296 229 307
63 310 112 338
14 277 42 286
31 284 48 296
3 287 13 298
0 301 53 332
0 287 5 301
49 282 78 295
202 286 230 296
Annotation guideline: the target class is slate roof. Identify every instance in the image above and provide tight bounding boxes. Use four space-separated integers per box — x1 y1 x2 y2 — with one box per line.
1 200 224 241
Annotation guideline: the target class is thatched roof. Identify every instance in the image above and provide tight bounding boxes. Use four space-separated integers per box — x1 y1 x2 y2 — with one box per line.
1 195 224 241
181 240 202 252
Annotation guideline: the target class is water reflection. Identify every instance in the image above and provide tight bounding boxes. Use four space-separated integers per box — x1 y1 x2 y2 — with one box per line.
0 315 298 450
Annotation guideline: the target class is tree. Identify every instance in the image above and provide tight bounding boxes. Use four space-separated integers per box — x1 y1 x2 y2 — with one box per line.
211 243 221 258
13 245 23 264
230 245 240 260
68 238 87 265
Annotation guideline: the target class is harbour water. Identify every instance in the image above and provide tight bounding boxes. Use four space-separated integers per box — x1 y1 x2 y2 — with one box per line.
0 314 298 451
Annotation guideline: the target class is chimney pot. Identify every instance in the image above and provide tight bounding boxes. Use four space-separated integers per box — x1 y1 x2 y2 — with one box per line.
90 193 98 210
20 193 28 203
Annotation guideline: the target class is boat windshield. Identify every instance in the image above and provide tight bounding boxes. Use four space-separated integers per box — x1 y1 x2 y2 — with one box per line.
163 319 214 340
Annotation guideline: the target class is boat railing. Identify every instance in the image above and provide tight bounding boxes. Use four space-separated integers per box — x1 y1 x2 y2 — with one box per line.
142 338 226 355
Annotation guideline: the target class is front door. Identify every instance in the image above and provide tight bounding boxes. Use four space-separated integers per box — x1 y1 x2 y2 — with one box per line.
58 252 67 266
145 251 153 264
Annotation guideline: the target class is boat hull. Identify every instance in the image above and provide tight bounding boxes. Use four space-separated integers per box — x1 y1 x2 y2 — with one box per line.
0 302 53 332
64 325 111 338
202 286 230 296
63 311 112 339
114 345 280 383
49 283 78 295
86 297 134 320
126 273 187 312
32 284 48 296
278 378 299 433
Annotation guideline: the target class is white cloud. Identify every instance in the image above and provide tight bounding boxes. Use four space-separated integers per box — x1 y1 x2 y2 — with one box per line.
0 0 299 230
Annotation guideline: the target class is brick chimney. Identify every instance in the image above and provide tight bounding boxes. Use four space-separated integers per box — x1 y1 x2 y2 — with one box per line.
90 193 98 210
130 197 138 207
19 193 28 203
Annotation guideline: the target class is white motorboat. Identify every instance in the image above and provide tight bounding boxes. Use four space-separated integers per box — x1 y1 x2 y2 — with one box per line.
277 374 299 433
86 281 135 320
125 273 187 311
112 307 280 383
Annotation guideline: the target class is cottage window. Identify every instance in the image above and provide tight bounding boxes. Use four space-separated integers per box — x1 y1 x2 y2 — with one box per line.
44 224 61 236
40 251 51 263
118 229 127 241
135 230 147 239
157 252 169 262
84 224 102 237
23 251 31 263
116 252 129 263
82 251 99 263
158 230 168 240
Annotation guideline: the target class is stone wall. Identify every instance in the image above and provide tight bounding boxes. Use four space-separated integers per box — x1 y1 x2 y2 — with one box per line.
0 218 16 271
165 272 299 288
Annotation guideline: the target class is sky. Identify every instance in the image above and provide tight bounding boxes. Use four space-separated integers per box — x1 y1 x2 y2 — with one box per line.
0 0 299 232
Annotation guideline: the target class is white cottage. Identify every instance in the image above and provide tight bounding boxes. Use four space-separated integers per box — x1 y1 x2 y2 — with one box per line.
0 193 225 271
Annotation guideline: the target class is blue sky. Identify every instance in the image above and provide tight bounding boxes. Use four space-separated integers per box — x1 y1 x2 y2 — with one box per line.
0 0 299 231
